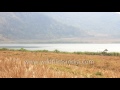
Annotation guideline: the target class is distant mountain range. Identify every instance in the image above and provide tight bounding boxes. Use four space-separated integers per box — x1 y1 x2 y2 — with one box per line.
0 12 120 43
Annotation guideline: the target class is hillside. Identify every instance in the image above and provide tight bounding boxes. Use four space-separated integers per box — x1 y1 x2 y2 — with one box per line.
43 12 120 37
0 12 87 42
0 12 120 43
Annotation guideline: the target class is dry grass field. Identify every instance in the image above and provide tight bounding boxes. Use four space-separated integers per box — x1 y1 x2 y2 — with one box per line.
0 50 120 78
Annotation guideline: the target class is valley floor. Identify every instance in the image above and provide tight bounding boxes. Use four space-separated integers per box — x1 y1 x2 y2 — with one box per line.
0 50 120 78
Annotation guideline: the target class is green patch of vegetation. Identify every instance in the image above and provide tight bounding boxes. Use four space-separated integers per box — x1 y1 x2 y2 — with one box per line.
41 50 49 52
73 51 120 56
73 52 102 55
35 49 49 52
61 51 72 54
18 48 28 51
107 52 120 56
0 48 9 51
54 49 60 53
95 72 102 76
35 50 42 52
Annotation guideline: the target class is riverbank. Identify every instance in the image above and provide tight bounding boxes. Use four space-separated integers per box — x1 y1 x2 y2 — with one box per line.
0 49 120 78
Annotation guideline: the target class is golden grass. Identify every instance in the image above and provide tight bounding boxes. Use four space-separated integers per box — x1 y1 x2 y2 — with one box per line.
0 50 120 78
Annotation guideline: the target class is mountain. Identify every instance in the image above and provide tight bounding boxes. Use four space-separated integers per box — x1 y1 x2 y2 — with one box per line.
0 12 88 43
42 12 120 37
0 12 120 43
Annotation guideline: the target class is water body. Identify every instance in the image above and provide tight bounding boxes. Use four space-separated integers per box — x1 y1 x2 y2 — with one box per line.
0 44 120 52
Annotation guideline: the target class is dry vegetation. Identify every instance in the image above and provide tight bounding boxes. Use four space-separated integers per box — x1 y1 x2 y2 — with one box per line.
0 50 120 78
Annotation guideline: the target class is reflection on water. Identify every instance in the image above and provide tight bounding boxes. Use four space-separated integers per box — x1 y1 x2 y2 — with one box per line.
0 44 120 52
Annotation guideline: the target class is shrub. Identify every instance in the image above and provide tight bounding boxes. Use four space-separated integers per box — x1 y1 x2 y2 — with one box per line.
19 48 27 51
0 48 9 51
73 52 84 54
41 50 49 52
54 49 60 53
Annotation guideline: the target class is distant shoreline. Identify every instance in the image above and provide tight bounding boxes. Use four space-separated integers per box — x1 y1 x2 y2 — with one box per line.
0 48 120 56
